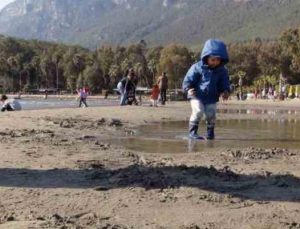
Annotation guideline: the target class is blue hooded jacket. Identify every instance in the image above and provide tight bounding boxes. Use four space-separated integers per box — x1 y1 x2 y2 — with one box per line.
182 39 230 104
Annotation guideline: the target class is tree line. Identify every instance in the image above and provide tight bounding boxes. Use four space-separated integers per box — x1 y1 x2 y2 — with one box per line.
1 27 300 94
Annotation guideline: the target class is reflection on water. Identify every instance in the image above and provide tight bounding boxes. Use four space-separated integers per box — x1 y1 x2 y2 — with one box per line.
111 119 300 154
218 108 299 115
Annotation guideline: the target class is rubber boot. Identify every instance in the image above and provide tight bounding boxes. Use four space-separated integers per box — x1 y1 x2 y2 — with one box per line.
189 123 205 140
206 124 215 140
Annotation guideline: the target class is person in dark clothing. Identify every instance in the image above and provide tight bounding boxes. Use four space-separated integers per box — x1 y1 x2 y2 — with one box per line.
157 72 168 105
1 95 22 112
117 69 138 106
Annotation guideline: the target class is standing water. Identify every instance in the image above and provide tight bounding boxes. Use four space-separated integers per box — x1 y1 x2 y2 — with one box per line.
111 119 300 153
18 98 119 110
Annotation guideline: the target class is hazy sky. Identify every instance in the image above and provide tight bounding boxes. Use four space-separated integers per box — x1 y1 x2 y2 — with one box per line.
0 0 15 10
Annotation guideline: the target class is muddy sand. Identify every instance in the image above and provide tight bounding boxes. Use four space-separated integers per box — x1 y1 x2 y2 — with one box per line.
0 101 300 229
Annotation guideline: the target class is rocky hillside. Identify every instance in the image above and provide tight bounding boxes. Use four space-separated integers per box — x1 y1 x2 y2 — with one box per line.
0 0 299 48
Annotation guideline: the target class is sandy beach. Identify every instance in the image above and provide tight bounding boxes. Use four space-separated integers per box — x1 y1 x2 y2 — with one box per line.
0 100 300 229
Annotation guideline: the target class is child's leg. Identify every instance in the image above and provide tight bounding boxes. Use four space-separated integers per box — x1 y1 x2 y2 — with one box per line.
154 100 158 107
79 98 82 107
83 99 88 107
204 103 217 139
189 99 204 138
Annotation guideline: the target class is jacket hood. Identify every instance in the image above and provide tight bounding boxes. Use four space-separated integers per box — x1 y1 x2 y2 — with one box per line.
201 39 229 64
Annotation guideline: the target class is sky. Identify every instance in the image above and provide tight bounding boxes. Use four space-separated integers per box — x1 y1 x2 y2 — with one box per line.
0 0 15 10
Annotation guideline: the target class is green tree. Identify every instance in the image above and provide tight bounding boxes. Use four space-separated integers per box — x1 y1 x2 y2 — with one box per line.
83 63 104 93
159 44 193 89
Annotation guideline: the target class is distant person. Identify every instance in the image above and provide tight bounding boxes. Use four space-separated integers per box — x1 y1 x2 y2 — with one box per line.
274 89 278 100
150 84 160 107
77 88 88 108
157 72 168 105
268 87 273 100
117 69 138 106
262 88 266 99
84 86 90 96
254 88 258 100
182 39 230 140
44 89 48 100
1 95 22 112
282 85 288 99
236 92 240 101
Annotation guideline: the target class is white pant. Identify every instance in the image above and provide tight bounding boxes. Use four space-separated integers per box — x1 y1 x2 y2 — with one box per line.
190 99 216 127
151 99 158 107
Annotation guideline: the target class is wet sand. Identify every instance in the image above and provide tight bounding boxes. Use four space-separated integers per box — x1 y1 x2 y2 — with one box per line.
0 101 300 229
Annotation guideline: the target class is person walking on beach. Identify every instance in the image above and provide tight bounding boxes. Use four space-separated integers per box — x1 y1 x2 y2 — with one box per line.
157 72 168 105
182 39 230 140
150 84 160 107
77 88 88 108
118 69 138 106
1 95 22 112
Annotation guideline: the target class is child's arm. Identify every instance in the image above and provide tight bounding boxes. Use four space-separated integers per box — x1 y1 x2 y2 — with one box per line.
182 64 198 94
218 68 231 95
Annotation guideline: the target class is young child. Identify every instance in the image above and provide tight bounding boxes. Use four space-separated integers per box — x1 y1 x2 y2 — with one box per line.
182 39 230 140
150 84 160 107
157 72 168 105
77 88 88 108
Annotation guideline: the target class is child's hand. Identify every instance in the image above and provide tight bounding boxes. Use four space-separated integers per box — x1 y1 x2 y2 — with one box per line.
188 89 196 96
222 91 229 100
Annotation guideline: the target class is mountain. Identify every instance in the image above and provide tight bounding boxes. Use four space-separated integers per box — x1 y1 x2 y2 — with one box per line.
0 0 299 48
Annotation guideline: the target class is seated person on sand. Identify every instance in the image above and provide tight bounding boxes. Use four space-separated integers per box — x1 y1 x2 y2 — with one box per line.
1 95 22 112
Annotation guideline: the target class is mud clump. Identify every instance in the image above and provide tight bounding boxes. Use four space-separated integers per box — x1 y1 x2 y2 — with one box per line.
109 119 123 127
59 119 75 128
103 164 240 190
224 147 294 160
0 129 55 138
98 223 130 229
76 160 105 170
47 117 125 130
94 141 111 150
179 224 201 229
0 213 16 224
33 212 102 229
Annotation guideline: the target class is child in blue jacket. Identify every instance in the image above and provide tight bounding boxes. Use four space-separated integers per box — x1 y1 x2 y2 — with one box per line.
182 39 230 140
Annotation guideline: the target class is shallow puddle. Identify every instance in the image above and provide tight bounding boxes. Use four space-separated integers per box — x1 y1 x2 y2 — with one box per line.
111 119 300 153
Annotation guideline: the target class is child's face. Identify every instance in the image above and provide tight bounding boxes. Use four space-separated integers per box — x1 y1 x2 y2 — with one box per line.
207 56 221 68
